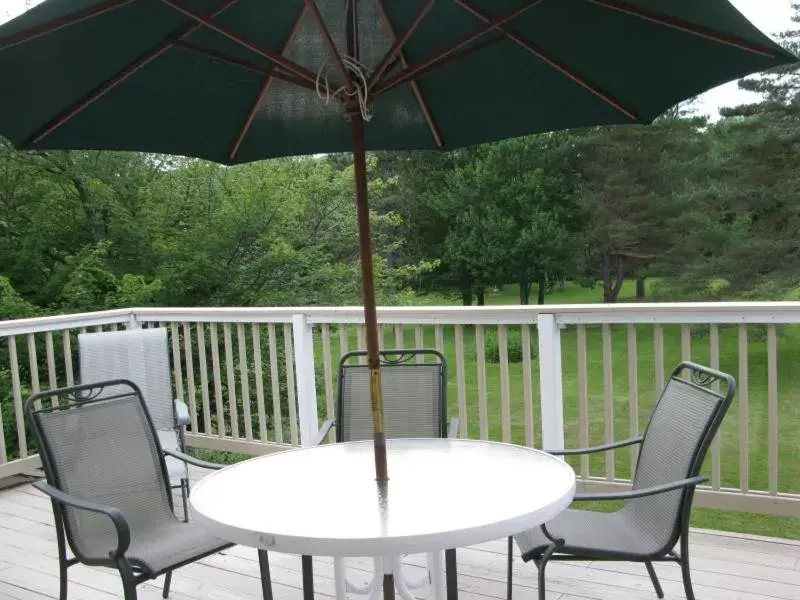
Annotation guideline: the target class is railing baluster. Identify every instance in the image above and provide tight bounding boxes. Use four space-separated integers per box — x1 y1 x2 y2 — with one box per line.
654 324 664 395
768 324 778 495
45 331 58 406
183 323 198 433
0 389 6 463
284 323 299 445
321 324 335 427
415 326 424 362
357 324 366 363
602 324 614 481
8 337 26 458
223 323 239 439
499 325 511 443
475 325 488 440
738 324 749 493
394 324 404 350
237 323 253 441
170 323 185 407
577 324 589 478
710 324 721 490
521 324 534 448
27 334 41 406
252 324 268 442
196 323 212 435
268 324 283 444
627 324 639 476
681 324 691 361
454 325 467 439
209 324 226 437
339 323 349 359
434 325 444 355
62 330 74 386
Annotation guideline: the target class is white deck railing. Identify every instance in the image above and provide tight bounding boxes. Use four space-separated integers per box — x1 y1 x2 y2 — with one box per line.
1 303 798 518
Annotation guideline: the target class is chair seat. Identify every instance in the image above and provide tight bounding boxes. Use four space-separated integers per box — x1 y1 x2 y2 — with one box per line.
514 507 665 561
127 519 231 574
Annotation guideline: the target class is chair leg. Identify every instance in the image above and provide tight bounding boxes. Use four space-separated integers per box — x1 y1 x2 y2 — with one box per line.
54 513 69 600
445 548 458 600
535 540 562 600
180 478 190 523
302 554 314 600
117 559 138 600
644 561 664 599
162 571 173 599
680 536 696 600
258 550 274 600
506 536 513 600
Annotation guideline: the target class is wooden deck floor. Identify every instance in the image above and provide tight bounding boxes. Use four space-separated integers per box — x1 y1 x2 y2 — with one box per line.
1 471 799 600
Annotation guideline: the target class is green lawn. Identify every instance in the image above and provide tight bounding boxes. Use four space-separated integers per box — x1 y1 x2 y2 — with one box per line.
316 281 800 539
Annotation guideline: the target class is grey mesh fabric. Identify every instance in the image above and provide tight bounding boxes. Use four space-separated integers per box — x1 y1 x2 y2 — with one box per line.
516 377 722 560
34 383 228 573
78 328 186 484
339 358 444 442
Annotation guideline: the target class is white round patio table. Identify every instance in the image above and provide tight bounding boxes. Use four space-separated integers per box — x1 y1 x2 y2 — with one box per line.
190 438 575 600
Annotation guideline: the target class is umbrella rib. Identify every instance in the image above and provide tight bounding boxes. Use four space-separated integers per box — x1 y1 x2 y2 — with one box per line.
158 0 319 86
26 0 242 146
374 0 546 97
230 5 309 161
587 0 779 58
373 0 443 148
368 0 436 89
0 0 136 53
451 0 639 121
305 0 353 90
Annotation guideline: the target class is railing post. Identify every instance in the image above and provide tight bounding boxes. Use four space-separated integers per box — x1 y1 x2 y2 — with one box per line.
537 313 565 452
292 313 319 446
125 311 141 330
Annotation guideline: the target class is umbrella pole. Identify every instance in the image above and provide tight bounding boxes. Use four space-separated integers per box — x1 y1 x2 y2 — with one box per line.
350 110 388 485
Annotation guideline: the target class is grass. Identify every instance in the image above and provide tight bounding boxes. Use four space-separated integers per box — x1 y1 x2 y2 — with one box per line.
312 280 800 540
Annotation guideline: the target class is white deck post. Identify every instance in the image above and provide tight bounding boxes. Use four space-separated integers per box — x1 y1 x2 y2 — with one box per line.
537 313 565 452
292 313 319 446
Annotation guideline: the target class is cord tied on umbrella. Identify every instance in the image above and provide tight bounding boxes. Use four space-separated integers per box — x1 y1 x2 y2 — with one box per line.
315 54 374 122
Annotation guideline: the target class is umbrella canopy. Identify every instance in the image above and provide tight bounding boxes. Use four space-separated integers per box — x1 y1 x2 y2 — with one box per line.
0 0 795 163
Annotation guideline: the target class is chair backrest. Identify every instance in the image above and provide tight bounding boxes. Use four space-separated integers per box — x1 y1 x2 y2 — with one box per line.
78 328 174 432
622 361 735 554
25 380 175 563
337 349 447 442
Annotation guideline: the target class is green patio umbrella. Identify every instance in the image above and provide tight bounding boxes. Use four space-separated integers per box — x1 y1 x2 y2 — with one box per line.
0 0 794 537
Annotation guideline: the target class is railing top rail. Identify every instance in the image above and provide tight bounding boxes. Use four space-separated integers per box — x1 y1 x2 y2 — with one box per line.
4 301 800 336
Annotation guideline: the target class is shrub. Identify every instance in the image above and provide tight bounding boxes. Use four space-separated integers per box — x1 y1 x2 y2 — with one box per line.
484 328 537 363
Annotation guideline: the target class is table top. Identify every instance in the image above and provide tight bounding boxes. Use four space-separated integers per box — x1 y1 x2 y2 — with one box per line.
190 438 575 557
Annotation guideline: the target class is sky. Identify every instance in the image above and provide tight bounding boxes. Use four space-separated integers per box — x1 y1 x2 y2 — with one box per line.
0 0 796 119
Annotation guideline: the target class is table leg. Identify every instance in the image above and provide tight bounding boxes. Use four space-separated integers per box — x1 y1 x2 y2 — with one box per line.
445 549 458 600
429 551 446 600
334 557 347 600
257 550 273 600
302 555 314 600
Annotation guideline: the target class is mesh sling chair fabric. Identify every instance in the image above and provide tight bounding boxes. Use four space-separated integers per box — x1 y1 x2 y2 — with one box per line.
25 379 274 600
78 328 190 491
509 361 736 600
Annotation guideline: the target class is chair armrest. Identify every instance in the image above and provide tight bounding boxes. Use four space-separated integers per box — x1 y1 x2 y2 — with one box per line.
174 398 190 427
573 475 708 501
310 420 335 446
163 448 226 470
33 480 131 558
448 417 460 439
545 437 643 456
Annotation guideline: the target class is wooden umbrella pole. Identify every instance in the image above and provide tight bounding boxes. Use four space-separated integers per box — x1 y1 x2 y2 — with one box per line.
350 108 388 485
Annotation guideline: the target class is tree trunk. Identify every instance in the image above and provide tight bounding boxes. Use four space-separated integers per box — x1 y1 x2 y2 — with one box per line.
537 275 546 305
611 256 626 302
460 273 473 306
602 254 613 303
636 275 646 300
519 275 531 305
476 286 486 306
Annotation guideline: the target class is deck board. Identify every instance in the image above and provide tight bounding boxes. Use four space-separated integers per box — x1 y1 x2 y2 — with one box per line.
1 472 798 600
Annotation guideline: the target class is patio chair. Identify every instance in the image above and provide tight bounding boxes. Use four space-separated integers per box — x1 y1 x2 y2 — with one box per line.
25 379 274 600
78 328 192 519
508 361 736 600
312 348 458 600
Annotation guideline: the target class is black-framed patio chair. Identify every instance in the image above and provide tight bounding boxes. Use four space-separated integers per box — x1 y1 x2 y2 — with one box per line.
508 361 736 600
311 348 458 600
25 379 273 600
78 328 193 520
